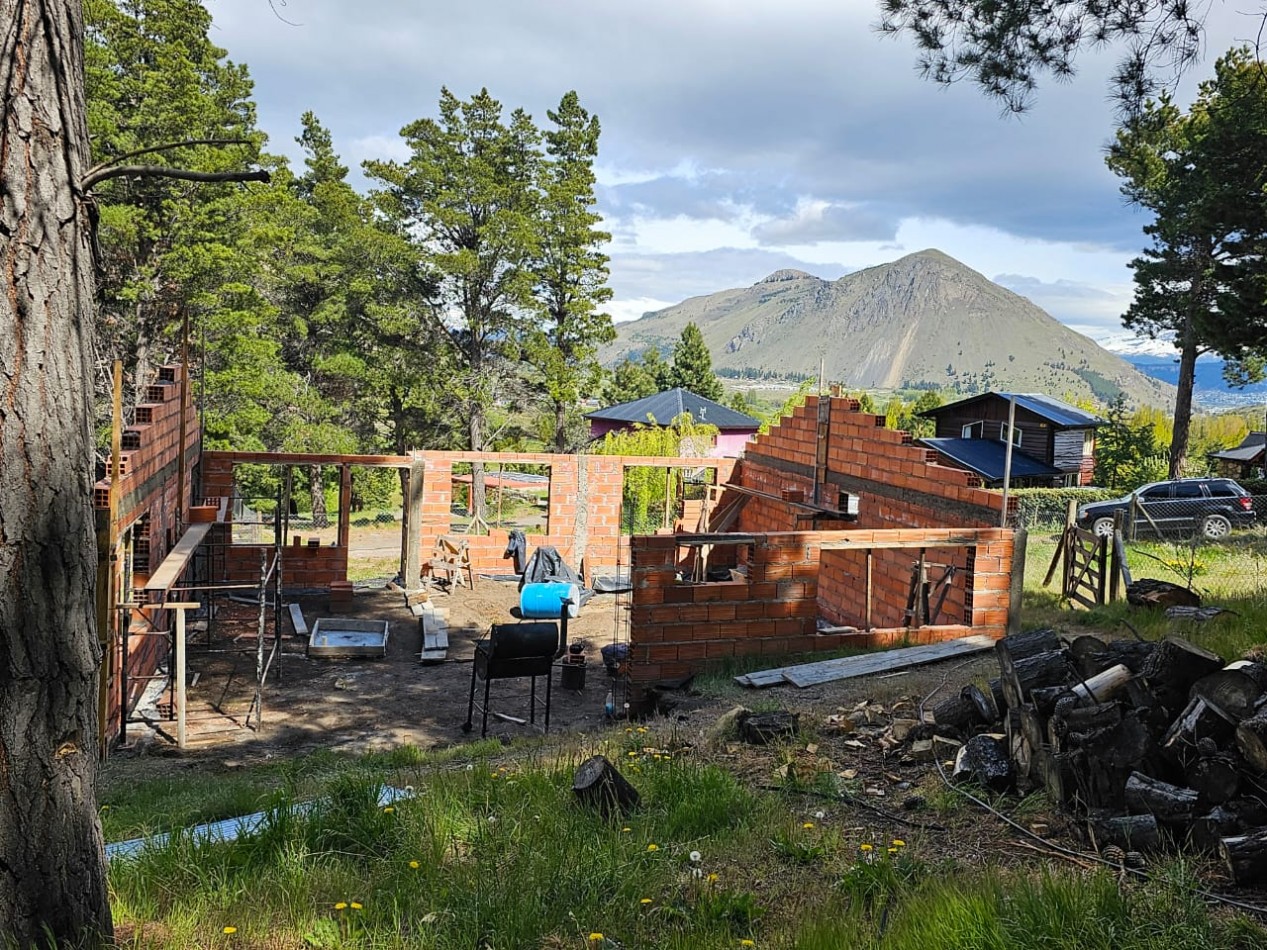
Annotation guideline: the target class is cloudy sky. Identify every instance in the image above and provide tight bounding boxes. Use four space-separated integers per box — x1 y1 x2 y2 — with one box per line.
211 0 1257 344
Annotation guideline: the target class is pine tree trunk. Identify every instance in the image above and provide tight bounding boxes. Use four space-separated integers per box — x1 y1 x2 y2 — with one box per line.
469 405 488 526
0 1 113 943
1169 308 1200 479
309 464 327 528
554 398 568 454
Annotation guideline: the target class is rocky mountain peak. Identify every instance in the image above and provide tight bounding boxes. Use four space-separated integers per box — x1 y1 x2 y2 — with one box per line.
756 268 817 284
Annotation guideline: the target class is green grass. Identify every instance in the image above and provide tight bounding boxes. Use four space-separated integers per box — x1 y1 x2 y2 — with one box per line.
103 737 1267 948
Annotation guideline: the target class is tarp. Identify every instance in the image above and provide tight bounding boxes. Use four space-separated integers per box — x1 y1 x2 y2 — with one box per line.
519 545 593 606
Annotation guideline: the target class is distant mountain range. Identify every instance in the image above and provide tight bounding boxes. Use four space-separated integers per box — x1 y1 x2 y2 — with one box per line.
604 249 1175 408
1116 355 1267 411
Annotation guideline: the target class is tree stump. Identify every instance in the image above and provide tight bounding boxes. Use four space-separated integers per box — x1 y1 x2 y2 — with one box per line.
573 755 641 815
1221 828 1267 886
738 710 798 745
1141 637 1224 690
1124 771 1199 821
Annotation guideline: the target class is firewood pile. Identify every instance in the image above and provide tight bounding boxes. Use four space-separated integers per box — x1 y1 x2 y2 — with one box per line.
935 627 1267 886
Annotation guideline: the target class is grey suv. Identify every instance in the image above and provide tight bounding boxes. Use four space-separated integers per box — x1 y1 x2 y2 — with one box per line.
1076 478 1255 540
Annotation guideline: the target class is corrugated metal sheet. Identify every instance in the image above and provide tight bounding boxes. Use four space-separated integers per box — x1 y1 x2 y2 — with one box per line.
920 392 1103 429
921 437 1062 482
585 387 759 430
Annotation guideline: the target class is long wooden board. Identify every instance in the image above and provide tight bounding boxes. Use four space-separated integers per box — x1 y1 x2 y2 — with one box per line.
735 635 997 689
143 522 214 592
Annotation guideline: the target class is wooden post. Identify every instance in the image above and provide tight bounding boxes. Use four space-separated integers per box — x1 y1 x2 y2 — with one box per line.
1096 530 1109 605
1007 528 1027 635
404 460 424 587
175 308 191 530
1062 499 1077 602
1000 395 1017 528
338 464 352 551
663 468 673 529
864 549 873 631
164 601 199 749
96 360 124 757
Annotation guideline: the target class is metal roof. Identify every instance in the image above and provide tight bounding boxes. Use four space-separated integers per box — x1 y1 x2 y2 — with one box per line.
1212 444 1265 463
585 387 760 430
920 392 1103 428
920 437 1063 483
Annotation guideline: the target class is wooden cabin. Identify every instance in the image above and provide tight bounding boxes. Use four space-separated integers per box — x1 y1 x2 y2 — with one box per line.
918 392 1102 488
1211 432 1265 480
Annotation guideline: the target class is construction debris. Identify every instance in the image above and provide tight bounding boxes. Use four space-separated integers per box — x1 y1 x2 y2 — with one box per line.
734 635 997 689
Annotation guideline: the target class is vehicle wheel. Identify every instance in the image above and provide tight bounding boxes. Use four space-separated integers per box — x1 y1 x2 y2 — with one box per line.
1091 517 1116 538
1201 514 1232 540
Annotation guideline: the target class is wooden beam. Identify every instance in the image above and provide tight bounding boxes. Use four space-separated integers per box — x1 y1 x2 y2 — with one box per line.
143 523 213 593
404 460 424 587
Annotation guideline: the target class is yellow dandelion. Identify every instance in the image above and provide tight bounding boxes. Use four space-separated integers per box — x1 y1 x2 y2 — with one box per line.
350 901 363 910
647 843 659 852
740 941 756 948
860 844 873 852
707 873 719 883
627 751 637 757
621 826 632 833
637 727 648 733
222 926 237 935
589 934 604 943
490 771 499 778
334 902 348 910
383 806 396 813
888 847 898 854
802 822 814 829
640 898 653 905
892 838 906 847
409 860 420 869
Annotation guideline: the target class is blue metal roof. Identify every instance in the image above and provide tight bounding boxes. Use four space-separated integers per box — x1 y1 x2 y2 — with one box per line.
585 388 760 430
920 438 1063 483
920 392 1103 428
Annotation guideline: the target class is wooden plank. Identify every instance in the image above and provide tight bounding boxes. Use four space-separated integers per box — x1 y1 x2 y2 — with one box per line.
287 603 308 636
819 537 981 551
780 635 996 688
144 522 214 592
735 669 789 688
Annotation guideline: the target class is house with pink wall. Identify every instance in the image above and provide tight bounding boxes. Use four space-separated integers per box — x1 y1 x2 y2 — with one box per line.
585 387 760 457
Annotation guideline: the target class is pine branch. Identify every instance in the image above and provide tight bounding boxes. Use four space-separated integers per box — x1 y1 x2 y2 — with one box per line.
83 138 254 179
81 165 270 192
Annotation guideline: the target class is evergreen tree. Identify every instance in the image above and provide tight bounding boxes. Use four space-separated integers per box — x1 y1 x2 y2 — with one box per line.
367 88 542 525
606 356 659 404
1106 48 1267 478
526 91 614 452
667 323 724 400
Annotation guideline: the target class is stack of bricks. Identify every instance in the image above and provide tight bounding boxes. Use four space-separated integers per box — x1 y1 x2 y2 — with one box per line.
628 526 1015 684
329 580 354 612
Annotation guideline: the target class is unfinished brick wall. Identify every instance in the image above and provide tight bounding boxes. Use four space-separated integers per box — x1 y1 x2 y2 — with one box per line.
628 527 1015 684
732 395 1007 533
92 363 200 740
202 450 735 587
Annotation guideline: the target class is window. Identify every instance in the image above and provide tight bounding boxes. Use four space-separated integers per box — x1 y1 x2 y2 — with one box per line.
961 421 984 439
1208 482 1240 498
1000 423 1022 447
1173 482 1204 499
1139 485 1170 500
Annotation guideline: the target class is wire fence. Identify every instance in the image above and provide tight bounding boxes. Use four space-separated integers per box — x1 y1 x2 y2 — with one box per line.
1010 490 1267 598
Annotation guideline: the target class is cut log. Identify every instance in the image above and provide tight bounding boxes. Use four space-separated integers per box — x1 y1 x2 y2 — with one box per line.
1163 697 1235 765
1191 668 1264 722
999 649 1074 710
1227 659 1267 692
995 628 1062 663
572 755 641 814
1127 578 1201 609
987 678 1007 716
1068 635 1111 678
1124 771 1200 821
1104 639 1157 673
1190 806 1245 851
932 693 984 731
1088 812 1162 853
1141 637 1224 690
1235 712 1267 772
1033 748 1079 809
963 683 998 724
1031 685 1071 718
952 734 1014 794
1005 709 1032 780
738 710 799 744
1221 828 1267 886
1068 664 1134 705
1189 753 1241 805
1050 701 1122 751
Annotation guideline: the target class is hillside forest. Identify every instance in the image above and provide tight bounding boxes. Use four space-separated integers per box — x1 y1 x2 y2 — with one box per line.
88 0 1265 511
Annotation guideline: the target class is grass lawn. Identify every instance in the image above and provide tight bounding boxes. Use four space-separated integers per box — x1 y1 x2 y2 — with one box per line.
102 732 1267 949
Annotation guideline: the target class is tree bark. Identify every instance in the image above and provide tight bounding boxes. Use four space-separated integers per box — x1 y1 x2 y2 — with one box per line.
0 1 113 943
469 405 488 527
308 464 328 527
1168 297 1201 479
554 398 568 454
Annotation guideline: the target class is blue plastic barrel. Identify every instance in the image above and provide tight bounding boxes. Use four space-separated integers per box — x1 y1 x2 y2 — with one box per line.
520 582 580 619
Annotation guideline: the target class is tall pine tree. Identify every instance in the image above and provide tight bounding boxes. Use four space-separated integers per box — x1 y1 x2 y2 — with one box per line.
668 323 724 400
